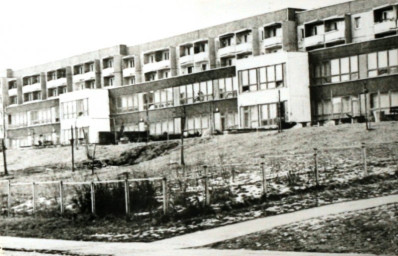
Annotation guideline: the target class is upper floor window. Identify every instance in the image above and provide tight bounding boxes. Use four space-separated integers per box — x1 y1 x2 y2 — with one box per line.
368 49 398 77
354 17 361 29
9 96 17 105
85 62 95 72
239 63 285 92
104 76 114 86
194 41 207 53
103 58 113 68
23 75 40 86
61 98 89 119
374 7 395 23
313 56 359 85
163 51 170 61
24 91 41 102
325 21 338 32
236 30 251 44
124 58 135 68
8 81 17 90
219 77 237 99
221 57 234 67
220 35 233 48
74 65 84 75
264 24 282 39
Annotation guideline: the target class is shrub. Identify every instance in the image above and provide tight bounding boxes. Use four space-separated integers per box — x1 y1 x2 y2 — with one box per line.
71 180 160 217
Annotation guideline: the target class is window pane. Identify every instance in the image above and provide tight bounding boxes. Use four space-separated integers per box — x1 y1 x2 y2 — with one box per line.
249 69 257 84
241 71 249 86
378 51 388 68
276 64 283 81
226 78 233 91
269 104 277 118
259 67 266 83
331 59 340 75
340 57 349 74
250 106 258 128
261 105 269 120
380 93 389 108
350 56 358 72
389 49 398 66
267 66 275 82
368 53 377 70
391 91 398 106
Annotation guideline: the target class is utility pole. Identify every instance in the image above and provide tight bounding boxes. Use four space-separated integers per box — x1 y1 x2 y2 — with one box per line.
180 105 186 166
2 139 8 176
278 90 282 133
70 126 75 172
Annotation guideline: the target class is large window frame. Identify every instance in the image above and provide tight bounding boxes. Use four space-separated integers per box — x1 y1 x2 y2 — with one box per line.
239 63 285 92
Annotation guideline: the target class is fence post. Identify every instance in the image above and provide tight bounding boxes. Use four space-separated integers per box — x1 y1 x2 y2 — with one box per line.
7 180 11 216
124 178 130 215
231 166 235 183
162 177 168 214
261 163 267 196
314 148 319 187
59 181 64 215
204 165 210 206
90 182 96 215
362 143 368 177
32 182 37 214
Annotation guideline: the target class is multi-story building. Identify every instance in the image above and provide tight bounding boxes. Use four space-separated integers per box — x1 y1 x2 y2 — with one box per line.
1 0 397 148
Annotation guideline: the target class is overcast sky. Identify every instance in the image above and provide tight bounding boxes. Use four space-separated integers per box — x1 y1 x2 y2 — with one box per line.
0 0 351 72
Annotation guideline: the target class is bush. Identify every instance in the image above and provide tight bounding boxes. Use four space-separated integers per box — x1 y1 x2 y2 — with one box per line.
72 180 160 217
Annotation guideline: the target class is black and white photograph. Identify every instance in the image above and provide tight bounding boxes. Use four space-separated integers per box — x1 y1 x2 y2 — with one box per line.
0 0 397 255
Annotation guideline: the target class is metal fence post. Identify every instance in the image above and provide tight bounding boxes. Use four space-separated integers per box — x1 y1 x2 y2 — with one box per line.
362 143 368 177
90 182 96 215
261 163 267 196
124 178 130 215
59 181 64 215
7 180 11 216
314 148 319 187
204 165 210 206
32 182 37 214
162 177 168 214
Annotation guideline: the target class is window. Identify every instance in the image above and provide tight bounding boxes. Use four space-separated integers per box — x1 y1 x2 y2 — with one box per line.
117 94 140 112
9 96 17 105
354 17 361 29
220 35 233 48
125 58 135 68
179 81 214 104
23 75 40 86
187 66 193 74
8 81 17 90
194 41 207 53
103 58 113 68
219 77 237 99
221 57 234 67
61 98 88 119
314 56 359 85
104 76 114 86
201 64 207 71
143 92 154 110
368 49 398 77
163 51 170 60
146 72 157 81
74 65 84 75
239 63 285 92
325 21 338 32
153 88 174 108
86 62 95 72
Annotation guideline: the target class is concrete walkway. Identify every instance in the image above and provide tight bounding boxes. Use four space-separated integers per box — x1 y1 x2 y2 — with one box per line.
1 194 397 256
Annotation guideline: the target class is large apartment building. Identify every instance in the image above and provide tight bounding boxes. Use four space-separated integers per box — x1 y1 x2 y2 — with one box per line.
0 0 397 148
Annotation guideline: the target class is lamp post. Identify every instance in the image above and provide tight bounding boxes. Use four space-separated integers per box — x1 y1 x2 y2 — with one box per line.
363 86 369 131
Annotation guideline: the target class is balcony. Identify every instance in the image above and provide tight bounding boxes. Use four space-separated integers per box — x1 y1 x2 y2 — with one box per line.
142 60 171 73
194 52 209 63
235 42 252 54
262 36 283 49
122 67 136 77
324 29 345 43
82 71 95 81
303 34 325 49
218 45 236 58
47 77 67 88
8 88 17 96
179 54 194 66
374 20 397 35
22 83 41 93
102 67 114 77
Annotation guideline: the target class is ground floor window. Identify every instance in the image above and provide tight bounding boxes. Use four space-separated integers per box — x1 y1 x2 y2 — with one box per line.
241 102 286 128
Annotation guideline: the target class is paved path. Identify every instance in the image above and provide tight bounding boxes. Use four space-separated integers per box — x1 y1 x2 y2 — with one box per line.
1 194 397 256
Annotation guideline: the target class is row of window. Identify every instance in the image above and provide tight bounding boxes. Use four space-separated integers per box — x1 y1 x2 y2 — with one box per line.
61 127 89 143
24 91 41 102
241 102 287 128
8 107 59 127
9 133 55 148
61 98 89 120
316 91 398 117
239 63 285 92
48 86 67 98
313 49 398 85
116 78 237 113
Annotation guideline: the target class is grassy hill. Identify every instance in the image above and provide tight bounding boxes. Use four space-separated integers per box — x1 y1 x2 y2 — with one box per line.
1 121 398 183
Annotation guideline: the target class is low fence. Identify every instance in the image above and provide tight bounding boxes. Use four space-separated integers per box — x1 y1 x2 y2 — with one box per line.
0 142 397 217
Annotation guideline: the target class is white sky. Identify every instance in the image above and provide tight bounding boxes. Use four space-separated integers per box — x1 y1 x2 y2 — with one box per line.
0 0 351 72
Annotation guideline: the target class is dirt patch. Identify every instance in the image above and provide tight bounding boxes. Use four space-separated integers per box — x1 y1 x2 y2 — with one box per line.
104 141 179 166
